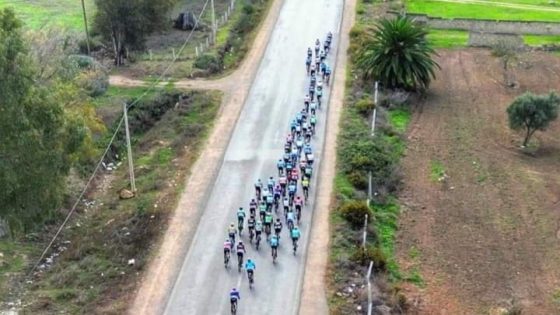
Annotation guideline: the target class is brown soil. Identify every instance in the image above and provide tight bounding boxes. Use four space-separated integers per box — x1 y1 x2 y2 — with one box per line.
397 49 560 315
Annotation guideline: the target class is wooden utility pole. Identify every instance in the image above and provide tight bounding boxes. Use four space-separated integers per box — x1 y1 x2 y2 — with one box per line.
80 0 91 55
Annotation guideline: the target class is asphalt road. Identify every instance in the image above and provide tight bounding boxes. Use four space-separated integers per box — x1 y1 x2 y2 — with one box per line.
164 0 344 313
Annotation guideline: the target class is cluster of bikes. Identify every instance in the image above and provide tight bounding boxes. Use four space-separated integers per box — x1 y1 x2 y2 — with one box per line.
227 32 334 314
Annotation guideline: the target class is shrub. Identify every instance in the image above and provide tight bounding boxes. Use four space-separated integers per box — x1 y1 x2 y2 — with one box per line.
76 69 109 97
193 54 223 73
339 200 371 228
347 171 367 190
351 246 387 271
355 97 375 115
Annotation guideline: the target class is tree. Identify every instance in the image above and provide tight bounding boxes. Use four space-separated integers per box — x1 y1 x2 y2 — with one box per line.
93 0 177 66
355 16 440 91
0 9 85 235
507 92 560 147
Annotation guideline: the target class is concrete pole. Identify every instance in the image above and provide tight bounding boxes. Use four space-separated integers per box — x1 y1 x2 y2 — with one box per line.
123 103 136 193
80 0 90 55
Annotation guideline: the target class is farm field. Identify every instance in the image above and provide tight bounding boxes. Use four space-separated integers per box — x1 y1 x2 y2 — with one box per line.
405 0 560 22
396 49 560 314
0 0 94 30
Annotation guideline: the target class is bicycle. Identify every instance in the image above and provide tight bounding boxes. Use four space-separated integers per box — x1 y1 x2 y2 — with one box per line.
249 228 255 244
296 207 301 225
303 187 309 203
256 233 261 250
231 298 238 315
238 219 244 236
287 220 294 232
224 250 230 268
292 238 298 255
271 247 278 263
247 270 254 289
237 254 243 272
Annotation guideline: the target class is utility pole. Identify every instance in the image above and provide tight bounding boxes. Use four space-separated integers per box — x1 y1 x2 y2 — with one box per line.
80 0 91 55
210 0 217 44
367 81 379 206
123 103 136 193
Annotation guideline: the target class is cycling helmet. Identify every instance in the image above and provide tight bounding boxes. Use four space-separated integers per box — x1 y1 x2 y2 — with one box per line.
247 259 252 264
238 241 243 245
276 218 280 222
230 223 235 227
239 207 243 211
226 238 231 242
250 214 255 219
232 287 237 292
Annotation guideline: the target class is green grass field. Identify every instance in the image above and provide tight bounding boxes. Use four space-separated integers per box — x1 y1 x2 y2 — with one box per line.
406 0 560 22
0 0 94 30
427 29 560 49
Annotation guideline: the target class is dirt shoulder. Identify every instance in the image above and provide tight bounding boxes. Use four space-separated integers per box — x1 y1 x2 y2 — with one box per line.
127 0 285 313
299 0 356 313
397 49 560 314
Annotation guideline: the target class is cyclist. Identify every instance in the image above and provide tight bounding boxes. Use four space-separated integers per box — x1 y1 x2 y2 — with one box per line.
255 219 263 246
249 199 257 216
304 95 310 111
224 238 233 264
317 87 323 105
285 160 293 174
277 159 285 176
279 175 287 193
254 179 263 198
245 259 256 284
290 147 299 164
310 101 317 115
264 211 273 235
266 192 274 211
325 66 332 85
270 234 279 259
291 226 301 249
228 222 237 244
320 50 326 62
230 288 240 311
291 168 299 182
310 114 317 133
247 214 256 242
267 176 275 192
288 181 297 203
307 47 312 57
306 153 314 166
305 56 312 74
286 209 295 230
294 196 303 214
259 201 267 221
273 185 282 205
237 207 246 232
315 40 320 56
302 177 310 199
236 241 246 266
304 143 312 155
273 218 283 238
283 196 290 213
305 128 313 143
290 119 298 135
315 56 321 72
299 159 307 175
323 37 330 53
309 83 315 100
304 164 313 179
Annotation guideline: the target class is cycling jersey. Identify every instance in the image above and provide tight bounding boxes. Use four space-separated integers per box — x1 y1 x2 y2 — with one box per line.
294 198 303 207
288 184 297 194
270 236 279 247
291 229 301 239
310 102 317 110
228 226 237 234
274 222 282 230
305 57 311 65
245 261 256 271
268 178 275 188
305 166 312 176
264 214 273 224
266 195 274 204
255 180 262 188
277 160 285 169
307 154 314 162
237 209 245 219
279 176 287 185
230 291 240 301
259 203 267 213
224 241 233 250
310 116 317 125
304 96 310 104
302 179 309 187
317 89 323 97
287 211 295 222
283 199 290 207
247 218 256 228
255 222 263 232
286 162 293 171
236 244 246 254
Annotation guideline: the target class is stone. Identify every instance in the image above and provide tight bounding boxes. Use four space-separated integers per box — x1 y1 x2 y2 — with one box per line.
128 259 135 266
119 189 135 199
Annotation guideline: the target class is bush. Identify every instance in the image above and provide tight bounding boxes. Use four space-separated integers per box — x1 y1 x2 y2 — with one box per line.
351 246 387 271
347 171 367 190
355 97 375 115
339 200 371 228
76 69 109 97
193 54 223 73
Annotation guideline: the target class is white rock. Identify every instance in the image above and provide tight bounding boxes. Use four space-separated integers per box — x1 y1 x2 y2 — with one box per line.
128 259 135 266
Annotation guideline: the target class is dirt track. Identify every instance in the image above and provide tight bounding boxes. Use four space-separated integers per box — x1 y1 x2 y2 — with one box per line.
397 49 560 314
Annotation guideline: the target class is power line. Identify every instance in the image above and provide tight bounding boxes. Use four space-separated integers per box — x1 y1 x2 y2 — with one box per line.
27 0 212 278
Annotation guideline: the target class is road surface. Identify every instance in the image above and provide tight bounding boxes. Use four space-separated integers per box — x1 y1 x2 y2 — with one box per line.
164 0 344 313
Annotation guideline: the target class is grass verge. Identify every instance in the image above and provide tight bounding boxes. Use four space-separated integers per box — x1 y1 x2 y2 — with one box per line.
405 0 560 22
427 29 469 49
15 88 221 314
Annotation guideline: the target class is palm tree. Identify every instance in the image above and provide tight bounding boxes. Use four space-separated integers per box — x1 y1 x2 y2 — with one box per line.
356 16 440 91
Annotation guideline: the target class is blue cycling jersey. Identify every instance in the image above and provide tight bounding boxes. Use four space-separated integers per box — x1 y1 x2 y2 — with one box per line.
291 229 301 239
230 291 240 300
245 261 256 271
270 236 279 247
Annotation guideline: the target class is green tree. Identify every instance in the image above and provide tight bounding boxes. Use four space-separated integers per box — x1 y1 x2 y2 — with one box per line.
355 16 440 91
93 0 177 66
0 8 85 235
507 92 560 147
